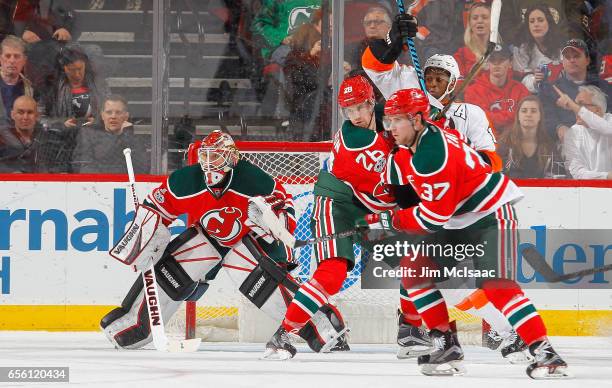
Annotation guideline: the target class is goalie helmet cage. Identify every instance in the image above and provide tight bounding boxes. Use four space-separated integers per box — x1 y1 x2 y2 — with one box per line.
177 140 485 344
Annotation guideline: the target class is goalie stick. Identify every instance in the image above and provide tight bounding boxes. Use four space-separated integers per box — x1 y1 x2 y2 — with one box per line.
122 148 201 353
395 0 426 93
522 246 612 283
432 0 502 120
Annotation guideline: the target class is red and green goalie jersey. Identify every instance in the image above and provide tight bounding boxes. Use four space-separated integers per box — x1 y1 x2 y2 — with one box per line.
383 124 523 232
327 113 397 212
143 159 296 251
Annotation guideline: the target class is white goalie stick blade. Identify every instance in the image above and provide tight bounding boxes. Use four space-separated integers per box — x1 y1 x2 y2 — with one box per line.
166 338 202 353
248 196 296 249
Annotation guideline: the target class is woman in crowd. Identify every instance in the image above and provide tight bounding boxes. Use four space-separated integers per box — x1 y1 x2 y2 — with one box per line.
50 46 108 129
512 3 564 92
283 12 328 141
453 2 491 77
498 95 557 178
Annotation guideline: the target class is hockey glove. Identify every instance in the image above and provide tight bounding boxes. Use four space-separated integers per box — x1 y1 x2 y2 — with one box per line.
386 14 418 50
355 211 396 231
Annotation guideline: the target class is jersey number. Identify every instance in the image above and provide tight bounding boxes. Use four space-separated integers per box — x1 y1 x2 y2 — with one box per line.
421 182 450 201
356 150 385 172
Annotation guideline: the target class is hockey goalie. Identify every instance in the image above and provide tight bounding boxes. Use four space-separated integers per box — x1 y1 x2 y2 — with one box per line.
101 130 348 354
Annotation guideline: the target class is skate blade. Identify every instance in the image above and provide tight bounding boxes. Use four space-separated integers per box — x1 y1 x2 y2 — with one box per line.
420 360 466 376
528 365 572 379
261 348 294 361
319 327 350 353
397 345 434 359
504 350 533 364
166 338 201 353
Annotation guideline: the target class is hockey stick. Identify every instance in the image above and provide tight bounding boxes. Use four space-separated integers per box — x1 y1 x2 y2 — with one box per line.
395 0 427 93
522 246 612 283
432 0 502 121
294 229 362 248
123 148 201 353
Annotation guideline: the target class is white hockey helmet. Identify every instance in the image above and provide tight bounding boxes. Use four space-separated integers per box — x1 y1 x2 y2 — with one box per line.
198 130 240 186
423 54 460 102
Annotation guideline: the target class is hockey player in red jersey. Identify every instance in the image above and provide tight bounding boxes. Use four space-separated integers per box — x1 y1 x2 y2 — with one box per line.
361 12 531 362
358 88 569 379
263 74 398 360
102 130 347 353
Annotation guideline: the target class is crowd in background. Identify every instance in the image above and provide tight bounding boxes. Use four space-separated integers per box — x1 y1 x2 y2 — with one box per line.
245 0 612 180
0 0 610 180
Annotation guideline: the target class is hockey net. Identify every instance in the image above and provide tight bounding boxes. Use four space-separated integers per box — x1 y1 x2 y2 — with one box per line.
168 141 484 344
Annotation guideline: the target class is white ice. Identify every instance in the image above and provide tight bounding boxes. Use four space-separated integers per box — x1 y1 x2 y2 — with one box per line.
0 332 611 388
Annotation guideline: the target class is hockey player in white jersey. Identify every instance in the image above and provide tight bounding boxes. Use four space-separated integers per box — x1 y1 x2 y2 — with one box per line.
362 16 501 171
361 14 528 362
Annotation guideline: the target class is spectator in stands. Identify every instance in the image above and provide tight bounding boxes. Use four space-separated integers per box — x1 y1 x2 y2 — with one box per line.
345 6 391 70
538 38 611 142
0 35 32 124
49 46 108 129
0 95 43 172
411 0 466 60
11 0 74 43
558 85 612 179
498 95 556 178
465 44 530 136
251 0 321 61
72 94 148 173
453 2 491 77
511 3 564 93
284 18 324 141
500 0 585 46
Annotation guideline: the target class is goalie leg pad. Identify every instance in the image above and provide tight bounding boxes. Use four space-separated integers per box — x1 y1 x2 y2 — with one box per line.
101 226 224 349
298 304 350 353
156 251 200 302
223 241 292 322
100 272 183 349
238 264 280 308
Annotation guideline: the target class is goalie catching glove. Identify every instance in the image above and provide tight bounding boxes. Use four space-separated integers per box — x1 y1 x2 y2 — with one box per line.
109 204 171 271
247 194 296 248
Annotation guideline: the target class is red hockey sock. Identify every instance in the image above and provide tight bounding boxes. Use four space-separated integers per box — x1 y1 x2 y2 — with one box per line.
405 284 449 331
399 285 423 327
482 279 547 345
282 258 348 332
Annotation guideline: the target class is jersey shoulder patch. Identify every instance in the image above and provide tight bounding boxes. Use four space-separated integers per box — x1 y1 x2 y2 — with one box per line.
341 121 377 149
168 164 206 197
230 159 276 196
412 126 447 175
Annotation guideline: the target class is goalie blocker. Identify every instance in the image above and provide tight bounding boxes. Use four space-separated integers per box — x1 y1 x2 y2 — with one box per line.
102 224 349 352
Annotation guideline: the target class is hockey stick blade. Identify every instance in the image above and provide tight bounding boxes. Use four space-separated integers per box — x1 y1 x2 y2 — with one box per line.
294 229 361 248
522 246 612 283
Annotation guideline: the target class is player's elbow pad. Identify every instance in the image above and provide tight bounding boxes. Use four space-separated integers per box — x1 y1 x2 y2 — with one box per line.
367 39 402 65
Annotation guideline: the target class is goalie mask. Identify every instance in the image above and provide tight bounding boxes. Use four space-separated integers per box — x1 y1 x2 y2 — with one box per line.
424 54 460 103
198 130 240 187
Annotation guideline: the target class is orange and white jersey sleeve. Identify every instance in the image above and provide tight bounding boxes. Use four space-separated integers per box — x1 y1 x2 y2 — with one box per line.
361 46 443 110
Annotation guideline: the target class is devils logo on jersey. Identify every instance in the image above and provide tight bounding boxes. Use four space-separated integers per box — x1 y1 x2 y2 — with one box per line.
200 207 243 243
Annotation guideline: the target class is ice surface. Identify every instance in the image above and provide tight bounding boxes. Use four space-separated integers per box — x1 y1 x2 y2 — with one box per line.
0 332 611 387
